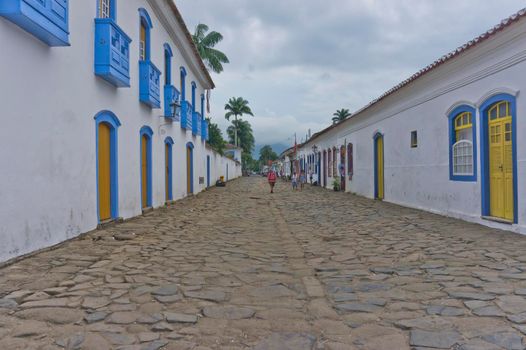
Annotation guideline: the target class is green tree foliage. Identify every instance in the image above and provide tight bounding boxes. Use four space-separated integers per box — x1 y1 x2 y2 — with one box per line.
224 97 254 147
227 119 255 170
192 24 229 73
258 145 278 166
206 118 226 155
332 108 352 124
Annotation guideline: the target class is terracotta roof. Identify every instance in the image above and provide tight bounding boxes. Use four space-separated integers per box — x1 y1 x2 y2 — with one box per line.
166 0 215 89
303 7 526 146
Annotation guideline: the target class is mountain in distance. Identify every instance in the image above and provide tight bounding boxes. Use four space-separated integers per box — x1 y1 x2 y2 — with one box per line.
253 143 289 159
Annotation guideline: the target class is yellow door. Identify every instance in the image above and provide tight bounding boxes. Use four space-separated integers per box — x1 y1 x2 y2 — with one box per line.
165 143 169 201
489 102 513 220
186 147 192 194
141 135 148 208
98 123 111 220
376 136 384 200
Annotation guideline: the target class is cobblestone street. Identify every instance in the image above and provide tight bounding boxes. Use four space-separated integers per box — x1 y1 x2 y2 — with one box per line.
2 177 526 349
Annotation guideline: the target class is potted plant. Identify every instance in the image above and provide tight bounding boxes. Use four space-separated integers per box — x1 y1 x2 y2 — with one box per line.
332 178 340 191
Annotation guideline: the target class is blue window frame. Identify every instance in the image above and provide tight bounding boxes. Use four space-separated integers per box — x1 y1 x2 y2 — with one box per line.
163 43 180 118
191 82 197 113
94 0 131 88
448 105 477 182
180 67 187 101
206 155 211 187
138 8 160 108
95 110 121 221
479 93 518 223
138 7 152 60
200 93 205 116
0 0 70 46
201 118 209 140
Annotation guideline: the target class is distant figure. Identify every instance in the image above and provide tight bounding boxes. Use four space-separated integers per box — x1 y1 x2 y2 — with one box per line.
267 169 277 193
309 171 313 185
300 171 306 191
291 172 298 191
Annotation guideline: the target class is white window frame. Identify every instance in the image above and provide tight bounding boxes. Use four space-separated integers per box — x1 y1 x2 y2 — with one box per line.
452 139 473 176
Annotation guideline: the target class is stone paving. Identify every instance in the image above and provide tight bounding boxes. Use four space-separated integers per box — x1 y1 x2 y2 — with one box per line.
1 177 526 349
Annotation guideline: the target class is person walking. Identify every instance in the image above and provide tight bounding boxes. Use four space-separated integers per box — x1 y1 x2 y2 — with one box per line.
291 172 298 191
300 171 306 191
267 169 277 193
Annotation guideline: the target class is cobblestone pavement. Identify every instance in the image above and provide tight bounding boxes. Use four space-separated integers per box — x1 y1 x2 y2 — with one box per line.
1 177 526 349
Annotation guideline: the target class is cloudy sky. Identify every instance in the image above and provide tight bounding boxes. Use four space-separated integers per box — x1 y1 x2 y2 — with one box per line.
177 1 524 148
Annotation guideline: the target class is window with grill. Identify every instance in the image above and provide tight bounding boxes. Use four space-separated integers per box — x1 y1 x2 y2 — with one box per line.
139 23 146 61
452 112 473 176
99 0 110 18
453 140 473 175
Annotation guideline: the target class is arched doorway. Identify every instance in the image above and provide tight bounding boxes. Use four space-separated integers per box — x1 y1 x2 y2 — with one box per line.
340 145 346 191
480 94 517 222
374 133 384 200
95 111 121 222
140 126 153 208
323 150 327 187
165 137 174 201
186 142 194 195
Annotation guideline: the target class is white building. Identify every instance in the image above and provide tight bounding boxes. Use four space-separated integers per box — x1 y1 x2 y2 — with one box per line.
224 144 243 163
0 0 241 263
298 8 526 234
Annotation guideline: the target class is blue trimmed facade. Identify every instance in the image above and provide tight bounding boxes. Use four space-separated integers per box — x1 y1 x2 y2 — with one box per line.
95 110 121 222
448 105 477 182
140 125 153 208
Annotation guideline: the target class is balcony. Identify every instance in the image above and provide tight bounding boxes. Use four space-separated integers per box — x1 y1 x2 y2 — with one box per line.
180 101 192 130
139 60 161 108
94 18 131 88
192 111 202 136
201 118 209 141
163 85 180 120
0 0 69 46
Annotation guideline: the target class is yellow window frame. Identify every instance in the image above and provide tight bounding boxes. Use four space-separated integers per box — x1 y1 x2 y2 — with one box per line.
454 112 472 141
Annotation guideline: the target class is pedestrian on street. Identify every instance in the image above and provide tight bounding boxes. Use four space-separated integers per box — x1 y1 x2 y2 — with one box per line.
267 169 277 193
300 171 306 191
291 172 298 191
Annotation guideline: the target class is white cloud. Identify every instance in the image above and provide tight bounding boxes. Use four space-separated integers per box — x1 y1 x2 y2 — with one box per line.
178 0 525 146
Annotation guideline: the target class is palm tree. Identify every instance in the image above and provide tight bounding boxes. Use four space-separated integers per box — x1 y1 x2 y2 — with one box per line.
192 23 229 74
224 97 254 147
332 108 352 124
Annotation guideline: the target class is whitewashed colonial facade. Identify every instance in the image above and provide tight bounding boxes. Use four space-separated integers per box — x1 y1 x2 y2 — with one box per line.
298 9 526 234
0 0 241 263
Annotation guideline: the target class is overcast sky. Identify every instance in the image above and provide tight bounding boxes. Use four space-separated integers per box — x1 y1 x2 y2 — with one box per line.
177 1 525 147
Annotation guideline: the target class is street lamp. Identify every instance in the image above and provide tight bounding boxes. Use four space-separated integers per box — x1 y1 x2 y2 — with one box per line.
170 99 181 119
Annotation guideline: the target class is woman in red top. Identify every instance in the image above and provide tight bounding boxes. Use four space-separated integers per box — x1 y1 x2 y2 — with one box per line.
267 169 277 193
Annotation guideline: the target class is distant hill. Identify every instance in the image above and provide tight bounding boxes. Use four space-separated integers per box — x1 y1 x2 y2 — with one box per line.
253 143 289 159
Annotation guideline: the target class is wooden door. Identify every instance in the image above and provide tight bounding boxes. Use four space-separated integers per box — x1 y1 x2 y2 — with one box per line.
376 136 384 200
489 102 513 220
186 147 192 194
98 123 111 220
141 135 148 208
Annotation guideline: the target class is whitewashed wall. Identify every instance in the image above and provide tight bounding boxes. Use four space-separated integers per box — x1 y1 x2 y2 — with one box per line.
0 0 240 262
299 20 526 234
